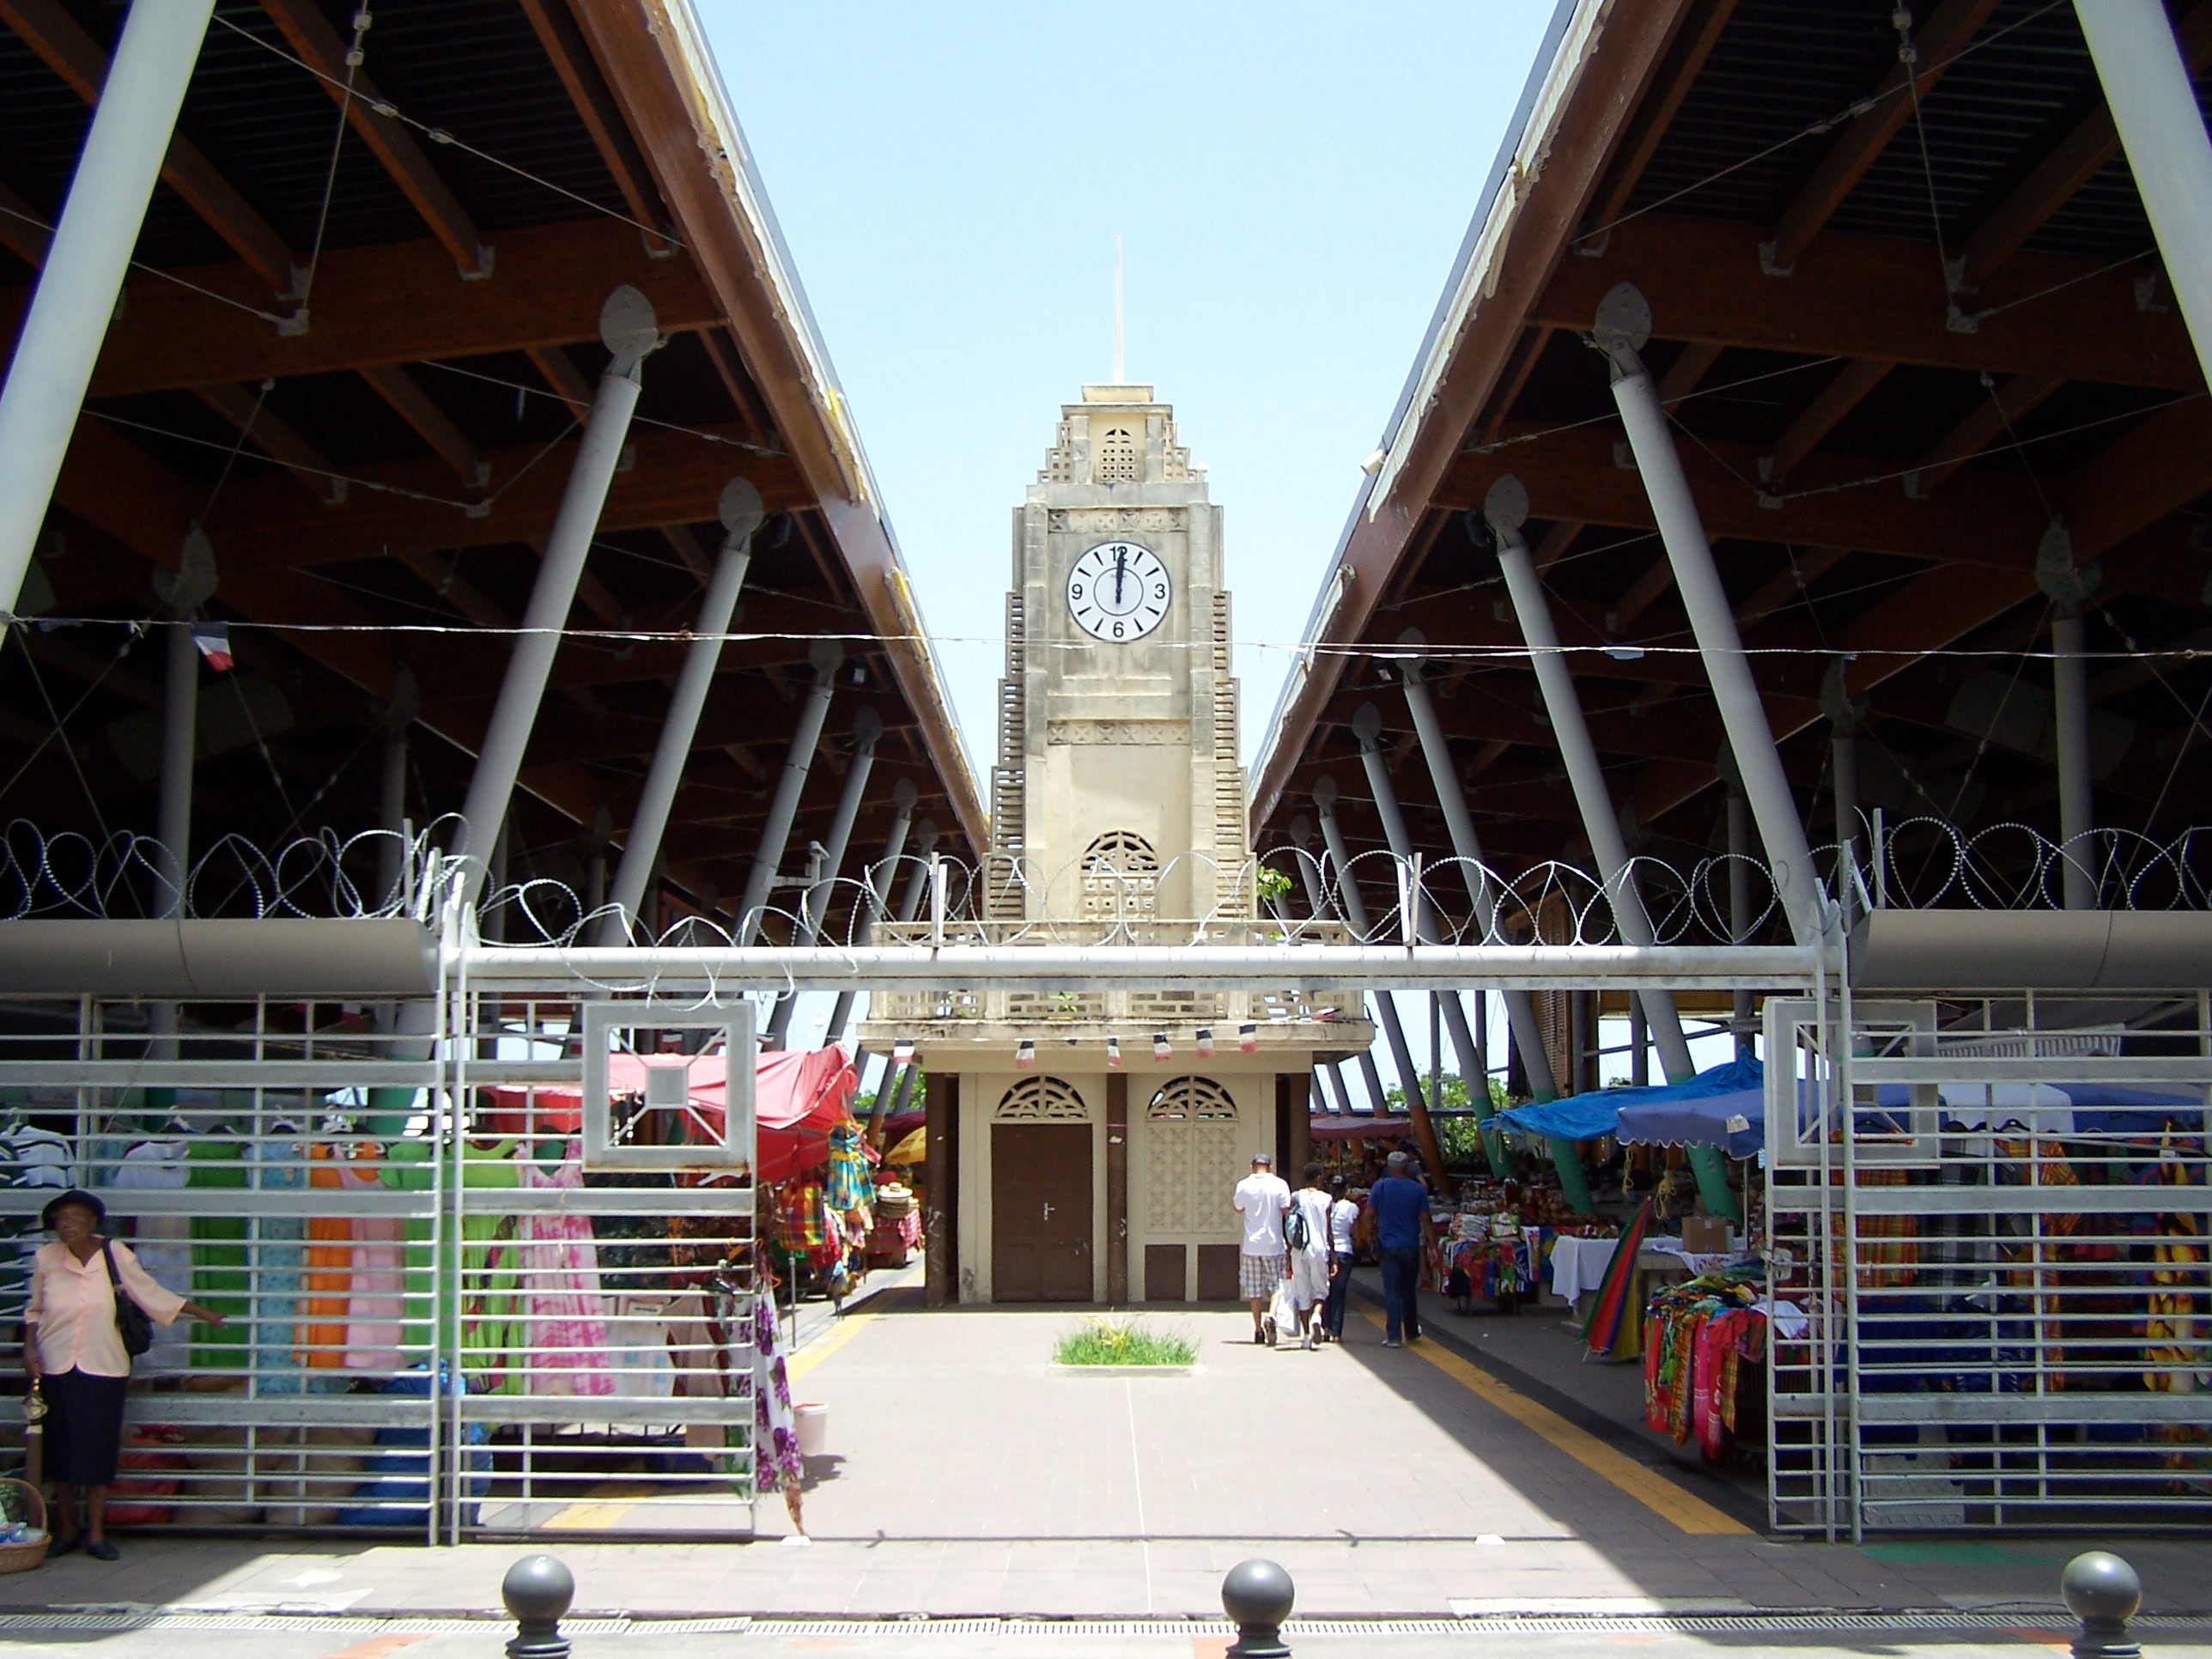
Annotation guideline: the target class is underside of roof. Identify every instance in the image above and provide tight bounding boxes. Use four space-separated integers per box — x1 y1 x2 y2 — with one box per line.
0 0 981 934
1255 0 2212 911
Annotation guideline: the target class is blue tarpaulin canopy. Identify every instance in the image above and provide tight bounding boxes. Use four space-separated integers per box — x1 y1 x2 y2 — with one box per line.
1494 1056 1764 1149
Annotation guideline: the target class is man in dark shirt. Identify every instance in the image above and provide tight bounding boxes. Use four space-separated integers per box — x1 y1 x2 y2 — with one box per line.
1369 1151 1434 1346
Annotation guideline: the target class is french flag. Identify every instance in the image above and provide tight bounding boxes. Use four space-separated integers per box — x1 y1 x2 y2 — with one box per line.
191 620 234 672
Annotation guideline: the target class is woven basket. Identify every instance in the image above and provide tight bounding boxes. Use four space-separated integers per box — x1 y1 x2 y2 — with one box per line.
0 1478 48 1573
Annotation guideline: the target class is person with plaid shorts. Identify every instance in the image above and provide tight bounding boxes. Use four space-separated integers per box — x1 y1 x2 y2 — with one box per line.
1232 1152 1291 1344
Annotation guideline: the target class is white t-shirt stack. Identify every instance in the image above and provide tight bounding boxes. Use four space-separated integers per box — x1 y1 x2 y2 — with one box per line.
1233 1170 1291 1255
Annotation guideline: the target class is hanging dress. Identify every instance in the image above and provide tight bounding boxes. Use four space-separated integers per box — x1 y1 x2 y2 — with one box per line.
341 1144 406 1371
299 1141 353 1368
516 1143 614 1396
111 1137 191 1372
252 1128 307 1393
458 1139 523 1395
188 1131 250 1368
750 1292 803 1498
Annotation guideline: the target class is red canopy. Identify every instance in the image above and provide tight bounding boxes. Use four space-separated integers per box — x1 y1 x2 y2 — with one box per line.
1308 1115 1419 1142
483 1044 860 1185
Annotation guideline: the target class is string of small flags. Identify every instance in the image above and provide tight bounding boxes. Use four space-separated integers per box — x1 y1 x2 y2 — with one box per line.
887 1020 1273 1070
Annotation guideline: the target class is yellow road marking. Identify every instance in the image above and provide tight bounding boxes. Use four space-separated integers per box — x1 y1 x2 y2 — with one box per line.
544 1498 637 1529
787 1308 878 1384
1358 1306 1750 1535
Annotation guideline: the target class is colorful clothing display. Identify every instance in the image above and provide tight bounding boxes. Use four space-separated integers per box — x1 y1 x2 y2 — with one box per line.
515 1144 614 1396
750 1292 803 1497
1642 1265 1766 1457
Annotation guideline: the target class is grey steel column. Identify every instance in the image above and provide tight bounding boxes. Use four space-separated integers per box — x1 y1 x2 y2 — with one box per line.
601 479 765 943
155 615 200 921
864 813 938 1150
1395 640 1562 1103
1822 660 1860 909
1351 714 1548 1194
1310 777 1449 1182
456 287 662 908
2075 0 2212 392
2051 611 2095 908
1727 781 1753 1055
375 669 416 911
1351 708 1510 1149
1290 814 1392 1116
824 778 919 1048
734 637 842 946
766 707 882 1047
1314 1063 1352 1117
1595 283 1821 948
0 0 223 616
1481 482 1698 1082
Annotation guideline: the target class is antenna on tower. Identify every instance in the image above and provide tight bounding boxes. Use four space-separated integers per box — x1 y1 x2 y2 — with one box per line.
1112 235 1124 383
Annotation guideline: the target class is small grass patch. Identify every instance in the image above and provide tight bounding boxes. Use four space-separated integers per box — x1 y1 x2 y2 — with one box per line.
1053 1316 1197 1366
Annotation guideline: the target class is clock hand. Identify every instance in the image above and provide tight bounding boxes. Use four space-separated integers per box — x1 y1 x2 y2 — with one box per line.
1114 547 1127 605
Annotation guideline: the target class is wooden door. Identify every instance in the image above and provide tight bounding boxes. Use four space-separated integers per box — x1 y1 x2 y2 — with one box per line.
991 1122 1093 1301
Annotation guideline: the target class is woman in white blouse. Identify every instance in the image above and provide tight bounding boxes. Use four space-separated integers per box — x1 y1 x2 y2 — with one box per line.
22 1189 226 1560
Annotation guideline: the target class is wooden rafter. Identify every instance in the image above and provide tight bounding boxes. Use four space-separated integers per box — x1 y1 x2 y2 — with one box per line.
1759 0 2004 275
256 0 489 278
1531 215 2203 390
0 0 301 294
0 219 719 400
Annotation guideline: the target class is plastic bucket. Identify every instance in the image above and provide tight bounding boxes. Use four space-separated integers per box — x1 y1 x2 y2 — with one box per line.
793 1402 829 1458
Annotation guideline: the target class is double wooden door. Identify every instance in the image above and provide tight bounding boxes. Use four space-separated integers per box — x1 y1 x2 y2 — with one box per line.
991 1122 1093 1301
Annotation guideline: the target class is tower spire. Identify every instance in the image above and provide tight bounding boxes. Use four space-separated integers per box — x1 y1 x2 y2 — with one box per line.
1112 235 1124 382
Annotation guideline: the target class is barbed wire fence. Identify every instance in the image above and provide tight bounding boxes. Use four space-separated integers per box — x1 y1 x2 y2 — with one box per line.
7 817 2210 950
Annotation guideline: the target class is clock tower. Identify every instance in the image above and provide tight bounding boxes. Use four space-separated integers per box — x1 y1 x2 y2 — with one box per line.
988 383 1250 922
864 381 1369 1308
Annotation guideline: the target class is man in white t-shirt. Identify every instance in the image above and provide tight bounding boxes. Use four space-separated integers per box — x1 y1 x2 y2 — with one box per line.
1231 1152 1291 1344
1285 1162 1335 1349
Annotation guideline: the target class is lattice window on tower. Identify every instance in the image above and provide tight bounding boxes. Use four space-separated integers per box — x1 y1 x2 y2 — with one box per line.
1147 1076 1238 1122
1080 830 1159 921
995 1076 1091 1121
1145 1076 1238 1235
1094 424 1139 483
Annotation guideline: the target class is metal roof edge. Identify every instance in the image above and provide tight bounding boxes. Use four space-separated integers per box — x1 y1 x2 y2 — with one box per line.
1249 0 1595 818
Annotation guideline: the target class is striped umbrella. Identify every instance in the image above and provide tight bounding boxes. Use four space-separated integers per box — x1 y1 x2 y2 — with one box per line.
1580 1199 1653 1359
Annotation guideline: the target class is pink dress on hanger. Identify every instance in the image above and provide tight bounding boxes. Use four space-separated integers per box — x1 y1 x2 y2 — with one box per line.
341 1148 407 1371
517 1146 613 1396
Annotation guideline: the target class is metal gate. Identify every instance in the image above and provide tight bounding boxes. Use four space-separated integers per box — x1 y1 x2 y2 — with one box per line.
1765 989 2212 1537
0 972 760 1540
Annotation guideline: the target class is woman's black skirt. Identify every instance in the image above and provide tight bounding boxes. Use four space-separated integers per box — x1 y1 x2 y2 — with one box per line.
41 1368 129 1486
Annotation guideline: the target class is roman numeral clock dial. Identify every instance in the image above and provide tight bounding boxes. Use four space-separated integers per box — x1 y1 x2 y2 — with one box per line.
1066 540 1171 642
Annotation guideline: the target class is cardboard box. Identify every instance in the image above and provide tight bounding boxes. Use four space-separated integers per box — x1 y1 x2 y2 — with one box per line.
1680 1214 1729 1254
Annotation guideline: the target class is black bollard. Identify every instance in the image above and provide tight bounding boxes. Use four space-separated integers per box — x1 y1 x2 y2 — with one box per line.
2062 1551 2142 1659
502 1553 576 1659
1222 1557 1295 1659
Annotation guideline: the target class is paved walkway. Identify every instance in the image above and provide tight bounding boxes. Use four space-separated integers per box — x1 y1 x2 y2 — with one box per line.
8 1291 2206 1620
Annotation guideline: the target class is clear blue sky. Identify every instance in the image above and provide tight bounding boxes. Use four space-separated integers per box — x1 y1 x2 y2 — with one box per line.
699 1 1559 781
701 2 1571 1081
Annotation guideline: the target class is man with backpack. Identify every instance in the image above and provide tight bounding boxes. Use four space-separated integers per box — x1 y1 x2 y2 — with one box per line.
1285 1162 1334 1348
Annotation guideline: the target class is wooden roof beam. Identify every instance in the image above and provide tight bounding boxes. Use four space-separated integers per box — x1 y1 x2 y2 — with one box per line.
0 219 720 400
0 0 301 295
527 344 596 411
1576 0 1741 252
256 0 489 278
1955 1 2212 290
513 0 672 253
1760 358 1893 485
357 364 487 486
1904 373 2064 495
1532 215 2203 389
0 178 51 265
1443 423 2046 566
190 382 343 503
190 422 804 572
1759 0 2004 276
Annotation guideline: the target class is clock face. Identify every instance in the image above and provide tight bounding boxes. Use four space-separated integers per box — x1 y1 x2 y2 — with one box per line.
1066 540 1170 641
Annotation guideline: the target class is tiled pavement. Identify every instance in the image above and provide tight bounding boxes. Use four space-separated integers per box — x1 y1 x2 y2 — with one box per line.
10 1294 2206 1620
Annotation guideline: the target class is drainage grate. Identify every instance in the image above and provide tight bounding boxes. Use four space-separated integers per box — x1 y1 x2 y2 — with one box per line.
0 1607 2206 1639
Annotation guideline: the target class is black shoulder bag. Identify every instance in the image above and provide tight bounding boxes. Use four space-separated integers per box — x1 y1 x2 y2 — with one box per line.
100 1240 154 1359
